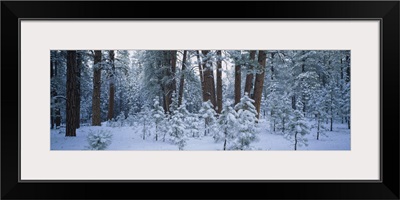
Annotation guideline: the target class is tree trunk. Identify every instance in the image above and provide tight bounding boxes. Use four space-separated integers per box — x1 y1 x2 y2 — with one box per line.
178 50 187 106
170 50 177 94
197 50 206 102
66 51 77 136
75 51 82 128
163 51 177 112
202 50 216 107
50 53 55 129
253 50 266 119
347 117 350 129
244 50 256 96
216 50 223 113
234 62 241 105
92 50 102 126
317 114 320 140
294 132 298 150
107 50 115 120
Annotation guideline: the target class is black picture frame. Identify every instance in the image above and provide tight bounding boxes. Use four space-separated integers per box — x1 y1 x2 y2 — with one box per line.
2 1 399 199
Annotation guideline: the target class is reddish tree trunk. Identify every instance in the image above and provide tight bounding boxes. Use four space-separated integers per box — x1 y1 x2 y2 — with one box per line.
234 63 241 105
244 50 256 96
202 50 216 107
92 50 102 126
253 50 266 119
66 51 77 136
107 50 115 120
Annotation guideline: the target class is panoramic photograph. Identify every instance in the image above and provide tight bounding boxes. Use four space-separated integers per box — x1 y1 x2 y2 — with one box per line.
50 50 350 150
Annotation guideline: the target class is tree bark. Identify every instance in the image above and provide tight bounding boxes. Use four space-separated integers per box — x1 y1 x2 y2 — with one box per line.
50 52 55 129
92 50 102 126
202 50 216 107
107 50 115 120
197 51 206 102
163 51 177 113
253 50 266 119
234 62 241 105
178 50 187 106
216 50 223 113
66 51 77 136
244 50 256 96
75 51 82 128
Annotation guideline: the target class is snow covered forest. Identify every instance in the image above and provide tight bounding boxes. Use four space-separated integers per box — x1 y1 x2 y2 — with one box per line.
51 50 350 150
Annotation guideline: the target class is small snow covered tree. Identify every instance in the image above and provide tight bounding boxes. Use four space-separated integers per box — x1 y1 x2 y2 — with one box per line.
285 102 310 150
108 112 125 127
139 104 152 140
87 130 113 150
152 96 165 141
187 113 200 138
232 93 258 150
169 91 179 114
199 100 217 136
167 105 188 150
217 101 238 150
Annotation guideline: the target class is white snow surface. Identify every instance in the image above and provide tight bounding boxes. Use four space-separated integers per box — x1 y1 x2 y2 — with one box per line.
51 119 350 151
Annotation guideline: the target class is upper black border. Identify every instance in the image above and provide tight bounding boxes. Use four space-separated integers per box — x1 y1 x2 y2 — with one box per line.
2 1 399 199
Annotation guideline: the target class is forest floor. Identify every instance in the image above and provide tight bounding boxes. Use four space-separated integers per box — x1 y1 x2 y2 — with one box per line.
51 118 350 151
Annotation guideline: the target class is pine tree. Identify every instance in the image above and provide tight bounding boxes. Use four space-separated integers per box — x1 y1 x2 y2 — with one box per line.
167 103 188 150
199 100 217 136
139 104 152 140
187 113 200 138
169 91 179 114
152 96 165 141
217 101 238 150
285 102 310 150
232 93 258 150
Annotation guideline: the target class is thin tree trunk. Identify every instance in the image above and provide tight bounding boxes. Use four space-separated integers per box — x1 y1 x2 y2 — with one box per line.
294 132 298 150
234 62 241 105
170 50 177 94
347 116 350 129
197 50 206 102
317 114 320 140
244 50 256 95
223 135 227 150
50 54 55 129
216 50 223 113
178 50 187 106
53 53 61 127
107 50 115 120
92 50 102 126
66 51 77 136
253 50 266 119
75 51 82 128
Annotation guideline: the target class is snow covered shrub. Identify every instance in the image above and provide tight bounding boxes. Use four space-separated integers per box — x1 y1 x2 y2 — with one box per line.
167 106 188 150
187 113 200 138
139 104 152 140
285 108 310 150
152 97 165 141
107 113 126 127
199 100 217 136
87 130 113 150
217 101 238 150
114 112 126 127
232 93 258 150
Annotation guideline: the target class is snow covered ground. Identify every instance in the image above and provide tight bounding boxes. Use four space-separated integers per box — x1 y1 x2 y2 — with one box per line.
51 119 350 151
